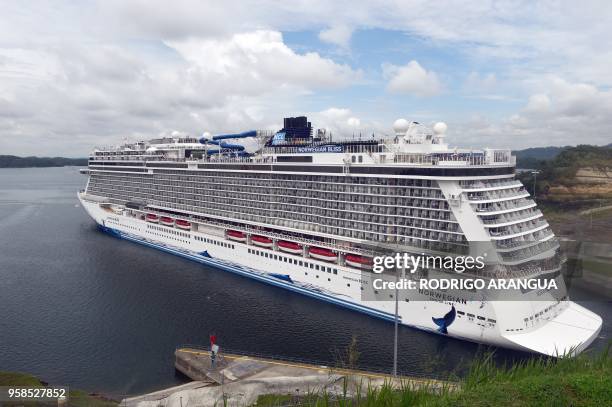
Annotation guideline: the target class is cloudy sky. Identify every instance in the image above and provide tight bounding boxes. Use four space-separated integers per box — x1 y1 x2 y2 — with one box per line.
1 0 611 156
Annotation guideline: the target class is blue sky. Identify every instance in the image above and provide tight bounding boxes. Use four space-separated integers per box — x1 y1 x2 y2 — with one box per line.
1 1 611 155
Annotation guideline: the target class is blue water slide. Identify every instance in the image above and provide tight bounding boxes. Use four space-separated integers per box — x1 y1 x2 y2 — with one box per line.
198 136 247 154
212 130 257 140
219 141 245 151
199 139 220 145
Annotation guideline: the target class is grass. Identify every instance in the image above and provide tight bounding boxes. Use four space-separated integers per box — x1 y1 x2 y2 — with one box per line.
0 370 118 406
3 345 610 406
254 344 612 406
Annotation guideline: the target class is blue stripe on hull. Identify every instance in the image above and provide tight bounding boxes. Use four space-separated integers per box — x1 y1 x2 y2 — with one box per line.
98 225 397 322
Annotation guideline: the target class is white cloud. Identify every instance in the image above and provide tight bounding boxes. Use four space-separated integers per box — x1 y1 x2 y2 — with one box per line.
463 71 502 98
382 61 441 97
453 77 612 149
318 25 353 49
2 1 612 153
167 30 361 91
525 94 551 114
315 108 364 137
347 117 360 127
0 29 361 155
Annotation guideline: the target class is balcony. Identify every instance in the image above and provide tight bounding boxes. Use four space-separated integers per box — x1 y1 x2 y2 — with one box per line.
499 239 561 263
474 198 536 215
495 229 555 250
481 209 543 227
488 218 549 239
466 188 529 203
461 180 522 191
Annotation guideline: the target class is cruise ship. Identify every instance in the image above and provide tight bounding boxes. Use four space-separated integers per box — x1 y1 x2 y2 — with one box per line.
78 116 602 356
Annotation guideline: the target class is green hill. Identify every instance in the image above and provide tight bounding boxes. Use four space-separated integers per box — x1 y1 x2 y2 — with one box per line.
513 146 569 168
517 145 612 208
0 155 88 168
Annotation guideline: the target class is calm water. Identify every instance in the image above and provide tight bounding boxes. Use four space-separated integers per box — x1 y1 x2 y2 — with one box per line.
0 167 609 398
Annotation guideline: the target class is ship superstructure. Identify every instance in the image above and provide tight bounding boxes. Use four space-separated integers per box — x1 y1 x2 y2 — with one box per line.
78 117 602 356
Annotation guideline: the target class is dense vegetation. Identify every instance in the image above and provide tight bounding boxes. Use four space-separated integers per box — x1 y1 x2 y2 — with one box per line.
516 144 612 207
0 155 87 168
514 146 569 169
513 143 612 169
255 344 612 406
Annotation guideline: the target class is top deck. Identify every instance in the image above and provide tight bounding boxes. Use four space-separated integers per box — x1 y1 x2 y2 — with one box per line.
89 119 515 168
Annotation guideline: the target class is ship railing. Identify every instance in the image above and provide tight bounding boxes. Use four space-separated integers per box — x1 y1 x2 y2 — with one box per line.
466 188 527 202
460 180 522 190
480 209 543 225
474 198 534 213
499 239 560 262
203 156 274 164
473 263 562 279
494 229 555 250
488 218 549 237
261 141 385 156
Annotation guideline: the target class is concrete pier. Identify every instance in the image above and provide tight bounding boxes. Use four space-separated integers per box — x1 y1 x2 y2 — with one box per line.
121 347 455 406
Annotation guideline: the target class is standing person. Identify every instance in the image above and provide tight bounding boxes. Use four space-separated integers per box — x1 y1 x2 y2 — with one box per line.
210 333 218 368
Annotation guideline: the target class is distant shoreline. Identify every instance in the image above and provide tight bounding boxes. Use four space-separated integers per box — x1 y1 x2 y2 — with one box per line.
0 155 87 168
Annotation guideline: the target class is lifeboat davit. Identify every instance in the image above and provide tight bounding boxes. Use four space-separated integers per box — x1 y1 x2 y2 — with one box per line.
309 247 338 262
176 219 191 230
227 230 246 242
345 254 373 269
278 240 302 254
251 235 273 248
146 214 159 223
160 216 174 226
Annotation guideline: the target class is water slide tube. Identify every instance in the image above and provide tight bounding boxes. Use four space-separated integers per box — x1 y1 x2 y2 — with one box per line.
199 130 256 155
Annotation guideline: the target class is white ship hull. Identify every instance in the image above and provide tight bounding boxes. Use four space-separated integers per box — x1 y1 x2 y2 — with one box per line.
79 193 603 357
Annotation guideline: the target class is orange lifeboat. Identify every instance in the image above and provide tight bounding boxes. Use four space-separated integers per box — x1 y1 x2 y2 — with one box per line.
175 219 191 230
345 254 373 269
251 235 273 248
309 247 338 262
160 216 174 226
146 214 159 223
278 240 302 254
227 230 246 242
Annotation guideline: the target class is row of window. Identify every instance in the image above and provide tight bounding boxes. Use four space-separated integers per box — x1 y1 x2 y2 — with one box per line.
456 309 497 324
248 248 338 275
146 226 191 244
105 218 139 232
194 235 234 249
521 299 565 326
147 224 190 238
